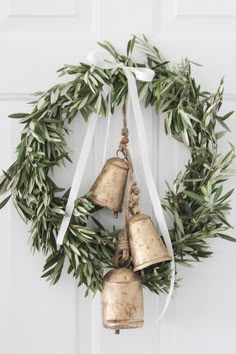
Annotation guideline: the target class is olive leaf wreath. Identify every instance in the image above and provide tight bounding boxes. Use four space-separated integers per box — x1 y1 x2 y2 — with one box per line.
0 35 235 296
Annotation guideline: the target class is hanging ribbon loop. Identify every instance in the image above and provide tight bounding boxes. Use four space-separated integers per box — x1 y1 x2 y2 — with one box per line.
87 50 155 82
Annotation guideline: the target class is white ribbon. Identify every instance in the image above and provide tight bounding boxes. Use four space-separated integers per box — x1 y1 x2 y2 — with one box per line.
102 90 111 166
88 50 175 319
124 68 175 320
57 114 98 246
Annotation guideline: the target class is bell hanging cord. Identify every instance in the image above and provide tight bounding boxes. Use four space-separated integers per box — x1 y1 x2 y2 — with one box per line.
112 105 134 269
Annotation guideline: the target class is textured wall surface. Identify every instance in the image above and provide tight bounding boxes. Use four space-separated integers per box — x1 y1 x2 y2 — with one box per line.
0 1 236 353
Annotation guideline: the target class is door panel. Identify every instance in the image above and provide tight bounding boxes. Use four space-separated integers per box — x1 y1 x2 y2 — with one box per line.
0 1 235 353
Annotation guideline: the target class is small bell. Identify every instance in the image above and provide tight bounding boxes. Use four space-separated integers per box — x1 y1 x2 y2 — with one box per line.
102 268 144 332
128 213 171 272
89 157 129 217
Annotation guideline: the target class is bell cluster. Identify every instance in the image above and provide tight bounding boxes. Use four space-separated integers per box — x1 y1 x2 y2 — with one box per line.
89 121 171 333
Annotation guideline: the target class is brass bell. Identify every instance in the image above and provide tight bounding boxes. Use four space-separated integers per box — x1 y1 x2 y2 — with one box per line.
128 213 171 272
102 268 144 332
89 157 129 217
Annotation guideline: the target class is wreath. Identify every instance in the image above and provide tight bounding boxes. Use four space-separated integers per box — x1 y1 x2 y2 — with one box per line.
0 35 235 297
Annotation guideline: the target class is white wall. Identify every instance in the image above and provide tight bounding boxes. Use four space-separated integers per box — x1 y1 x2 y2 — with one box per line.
0 1 236 354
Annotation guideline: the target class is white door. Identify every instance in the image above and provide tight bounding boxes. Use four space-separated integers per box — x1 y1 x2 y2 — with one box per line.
0 1 235 354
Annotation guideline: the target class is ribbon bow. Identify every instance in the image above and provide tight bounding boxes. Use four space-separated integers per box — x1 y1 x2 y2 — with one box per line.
57 49 175 320
87 49 155 82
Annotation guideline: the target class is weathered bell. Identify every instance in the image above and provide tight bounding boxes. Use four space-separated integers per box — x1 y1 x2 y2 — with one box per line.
89 157 129 217
102 268 144 332
128 213 171 272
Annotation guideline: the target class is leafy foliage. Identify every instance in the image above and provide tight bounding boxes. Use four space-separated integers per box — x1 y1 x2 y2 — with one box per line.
0 35 235 295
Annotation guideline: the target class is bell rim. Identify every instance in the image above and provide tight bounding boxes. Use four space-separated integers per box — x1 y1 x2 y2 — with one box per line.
103 320 144 330
133 256 172 272
88 196 122 212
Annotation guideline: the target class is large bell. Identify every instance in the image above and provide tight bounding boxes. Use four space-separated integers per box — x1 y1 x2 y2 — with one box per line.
128 213 171 272
102 268 144 332
89 157 129 217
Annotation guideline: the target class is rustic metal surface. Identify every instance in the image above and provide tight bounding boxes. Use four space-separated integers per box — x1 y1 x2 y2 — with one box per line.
128 213 172 272
89 157 129 215
102 268 144 330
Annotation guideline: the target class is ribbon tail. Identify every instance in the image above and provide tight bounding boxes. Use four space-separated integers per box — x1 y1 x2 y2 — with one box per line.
102 90 111 166
56 114 98 246
124 68 175 319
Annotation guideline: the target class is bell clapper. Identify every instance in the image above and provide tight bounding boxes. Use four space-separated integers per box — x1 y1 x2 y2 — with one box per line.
115 329 120 335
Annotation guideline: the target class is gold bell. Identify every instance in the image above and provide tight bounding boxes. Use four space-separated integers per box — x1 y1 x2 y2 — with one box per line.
89 157 129 217
102 268 144 333
128 214 171 272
